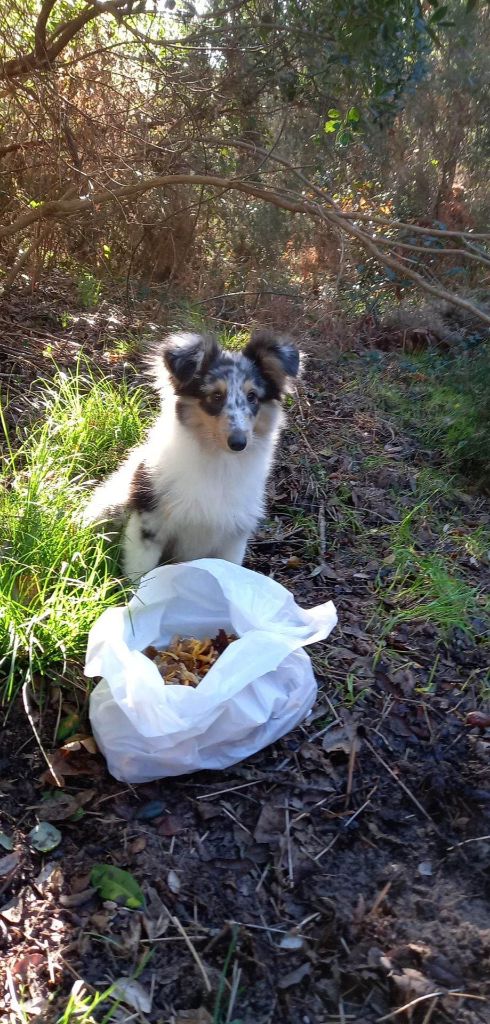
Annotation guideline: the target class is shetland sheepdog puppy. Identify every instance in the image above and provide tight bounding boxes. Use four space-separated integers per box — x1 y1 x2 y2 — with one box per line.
83 329 300 580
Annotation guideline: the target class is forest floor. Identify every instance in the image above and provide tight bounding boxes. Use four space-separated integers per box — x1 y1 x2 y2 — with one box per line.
1 289 489 1024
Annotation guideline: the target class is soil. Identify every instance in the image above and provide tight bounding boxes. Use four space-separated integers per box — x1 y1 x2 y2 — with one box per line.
1 291 489 1024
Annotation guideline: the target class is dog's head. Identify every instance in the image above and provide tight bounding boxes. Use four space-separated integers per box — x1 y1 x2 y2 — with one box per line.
158 330 300 452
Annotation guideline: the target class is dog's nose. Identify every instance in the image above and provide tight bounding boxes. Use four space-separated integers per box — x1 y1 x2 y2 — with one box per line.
227 431 247 452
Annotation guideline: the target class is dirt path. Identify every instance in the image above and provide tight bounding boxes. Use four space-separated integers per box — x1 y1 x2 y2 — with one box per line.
1 319 489 1024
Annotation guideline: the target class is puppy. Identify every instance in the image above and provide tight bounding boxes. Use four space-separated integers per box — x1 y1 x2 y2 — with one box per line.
83 329 300 580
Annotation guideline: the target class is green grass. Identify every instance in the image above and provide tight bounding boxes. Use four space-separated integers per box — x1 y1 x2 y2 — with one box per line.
377 502 489 638
0 363 151 702
365 343 490 492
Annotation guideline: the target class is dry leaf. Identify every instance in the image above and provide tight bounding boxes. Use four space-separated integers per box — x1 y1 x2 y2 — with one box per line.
39 740 101 787
0 894 24 923
277 962 311 988
10 953 44 980
143 886 170 940
391 967 434 1000
112 977 152 1014
254 804 285 843
62 735 98 752
33 862 62 893
0 851 20 877
28 822 62 852
279 933 305 950
59 888 96 907
129 836 147 854
0 832 13 851
175 1010 212 1024
167 869 181 893
322 712 361 755
37 790 95 821
158 814 183 836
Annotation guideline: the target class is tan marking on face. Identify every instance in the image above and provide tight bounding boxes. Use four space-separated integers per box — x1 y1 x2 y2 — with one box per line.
254 402 279 437
177 398 235 450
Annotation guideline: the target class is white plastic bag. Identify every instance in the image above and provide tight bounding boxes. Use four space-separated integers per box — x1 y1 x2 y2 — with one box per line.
85 559 337 783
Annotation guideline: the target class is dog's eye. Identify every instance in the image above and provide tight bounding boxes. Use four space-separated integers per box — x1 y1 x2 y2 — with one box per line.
247 390 258 403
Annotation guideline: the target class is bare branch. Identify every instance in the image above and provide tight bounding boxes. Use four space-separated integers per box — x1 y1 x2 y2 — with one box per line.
1 169 489 327
316 203 490 325
1 0 139 79
337 210 490 242
35 0 58 59
373 235 490 267
0 139 48 159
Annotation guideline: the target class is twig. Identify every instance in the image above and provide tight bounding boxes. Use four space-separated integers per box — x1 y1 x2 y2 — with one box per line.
285 799 294 884
367 880 392 918
22 680 63 787
374 234 490 267
420 997 438 1024
0 242 34 292
377 989 486 1022
170 913 212 993
344 783 378 830
313 834 340 862
345 735 357 809
364 737 445 839
447 835 490 850
376 992 444 1021
196 779 261 800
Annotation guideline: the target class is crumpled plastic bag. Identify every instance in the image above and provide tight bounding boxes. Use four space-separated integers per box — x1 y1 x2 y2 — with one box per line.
85 559 337 783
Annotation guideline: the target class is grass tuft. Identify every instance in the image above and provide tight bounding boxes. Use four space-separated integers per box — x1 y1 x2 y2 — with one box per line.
378 502 489 637
0 363 150 702
366 343 490 492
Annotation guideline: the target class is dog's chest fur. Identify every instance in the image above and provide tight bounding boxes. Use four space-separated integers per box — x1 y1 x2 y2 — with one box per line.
124 404 283 574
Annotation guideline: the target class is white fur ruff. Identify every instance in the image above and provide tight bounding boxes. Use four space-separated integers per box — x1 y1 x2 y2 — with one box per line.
84 395 284 581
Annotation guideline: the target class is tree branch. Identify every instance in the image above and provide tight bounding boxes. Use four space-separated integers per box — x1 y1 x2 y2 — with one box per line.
336 210 490 242
1 0 138 79
35 0 58 59
373 235 490 267
1 171 489 326
316 203 490 324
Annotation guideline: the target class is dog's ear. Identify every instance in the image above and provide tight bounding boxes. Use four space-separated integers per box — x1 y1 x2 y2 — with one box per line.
161 332 219 387
243 331 300 397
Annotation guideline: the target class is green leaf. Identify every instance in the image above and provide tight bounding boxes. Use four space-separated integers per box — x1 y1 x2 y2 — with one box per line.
56 711 81 742
336 129 353 147
327 108 342 119
324 120 338 133
90 864 145 909
28 822 62 852
347 107 360 122
429 5 448 22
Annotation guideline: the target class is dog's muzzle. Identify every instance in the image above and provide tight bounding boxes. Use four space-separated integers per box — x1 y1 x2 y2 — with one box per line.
227 430 247 452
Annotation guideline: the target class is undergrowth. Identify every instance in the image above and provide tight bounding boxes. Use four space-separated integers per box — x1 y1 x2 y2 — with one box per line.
0 364 150 702
378 501 489 639
365 342 490 492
